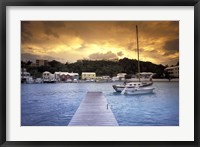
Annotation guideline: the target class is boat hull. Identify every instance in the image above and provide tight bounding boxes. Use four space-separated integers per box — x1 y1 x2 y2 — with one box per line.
125 87 155 95
113 82 153 92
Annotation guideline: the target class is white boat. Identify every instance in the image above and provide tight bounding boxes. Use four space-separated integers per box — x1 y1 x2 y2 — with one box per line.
113 26 154 92
35 78 43 84
73 79 79 83
116 25 155 95
121 87 155 95
66 79 73 83
113 81 153 92
26 77 34 84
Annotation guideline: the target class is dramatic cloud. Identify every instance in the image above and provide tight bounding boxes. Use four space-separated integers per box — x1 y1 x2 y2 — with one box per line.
127 42 134 51
21 21 179 65
117 51 124 57
44 28 60 38
89 51 118 60
21 22 33 44
163 39 179 55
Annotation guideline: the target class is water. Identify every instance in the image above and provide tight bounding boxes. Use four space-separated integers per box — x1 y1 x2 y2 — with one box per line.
21 82 179 126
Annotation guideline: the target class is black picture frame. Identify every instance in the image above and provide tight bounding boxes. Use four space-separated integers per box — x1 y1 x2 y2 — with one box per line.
0 0 199 146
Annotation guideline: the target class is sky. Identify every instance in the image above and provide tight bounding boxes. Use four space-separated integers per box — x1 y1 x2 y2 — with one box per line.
21 21 179 66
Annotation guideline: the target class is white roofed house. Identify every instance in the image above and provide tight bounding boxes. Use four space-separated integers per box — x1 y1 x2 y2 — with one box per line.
21 68 34 84
81 72 96 80
136 72 154 80
117 73 127 81
138 72 154 77
165 66 179 78
54 72 69 82
69 73 79 81
96 76 111 82
112 76 119 82
54 72 79 82
54 72 62 82
43 71 56 83
111 73 127 82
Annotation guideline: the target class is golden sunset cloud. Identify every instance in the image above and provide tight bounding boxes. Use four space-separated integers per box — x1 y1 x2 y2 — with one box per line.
21 21 179 65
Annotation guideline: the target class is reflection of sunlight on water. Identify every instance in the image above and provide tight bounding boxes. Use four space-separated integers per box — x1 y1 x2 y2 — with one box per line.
21 82 179 126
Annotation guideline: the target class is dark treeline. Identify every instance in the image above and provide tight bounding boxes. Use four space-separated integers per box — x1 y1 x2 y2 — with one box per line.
21 58 169 79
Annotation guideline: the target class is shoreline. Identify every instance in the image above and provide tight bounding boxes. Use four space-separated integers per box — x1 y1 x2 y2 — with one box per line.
22 78 179 84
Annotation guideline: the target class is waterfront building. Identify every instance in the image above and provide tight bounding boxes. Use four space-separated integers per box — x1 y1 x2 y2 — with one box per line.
54 72 79 82
102 76 111 80
55 72 69 82
111 73 127 81
96 76 111 82
69 73 79 80
165 66 179 78
117 73 127 77
81 72 96 80
112 76 119 81
21 68 33 83
136 72 154 78
117 73 127 81
43 71 56 83
21 68 30 78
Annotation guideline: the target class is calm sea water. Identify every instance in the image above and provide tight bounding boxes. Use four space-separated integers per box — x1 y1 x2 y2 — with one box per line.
21 82 179 126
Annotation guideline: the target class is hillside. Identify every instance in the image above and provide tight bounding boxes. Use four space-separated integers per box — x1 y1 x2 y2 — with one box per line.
21 58 168 78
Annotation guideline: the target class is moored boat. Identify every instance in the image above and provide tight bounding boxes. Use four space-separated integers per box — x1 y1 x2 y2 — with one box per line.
121 87 155 95
113 81 153 92
113 25 155 95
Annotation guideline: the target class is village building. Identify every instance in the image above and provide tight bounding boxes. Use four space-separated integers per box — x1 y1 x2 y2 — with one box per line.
117 73 127 81
165 66 179 78
21 68 33 83
81 72 96 80
42 71 56 83
96 76 111 82
112 76 119 81
54 72 79 82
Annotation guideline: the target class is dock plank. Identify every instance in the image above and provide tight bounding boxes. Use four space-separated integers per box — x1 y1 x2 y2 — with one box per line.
68 92 118 126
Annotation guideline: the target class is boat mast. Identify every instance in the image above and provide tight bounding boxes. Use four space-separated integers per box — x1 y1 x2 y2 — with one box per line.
136 25 140 82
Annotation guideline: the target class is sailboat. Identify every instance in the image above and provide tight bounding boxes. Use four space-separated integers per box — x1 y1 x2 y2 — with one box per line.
113 25 155 94
112 77 153 92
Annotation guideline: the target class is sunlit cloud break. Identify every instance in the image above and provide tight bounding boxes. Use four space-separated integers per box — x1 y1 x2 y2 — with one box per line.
21 21 179 66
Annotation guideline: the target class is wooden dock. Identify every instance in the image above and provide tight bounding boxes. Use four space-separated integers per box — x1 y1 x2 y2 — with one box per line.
68 92 118 126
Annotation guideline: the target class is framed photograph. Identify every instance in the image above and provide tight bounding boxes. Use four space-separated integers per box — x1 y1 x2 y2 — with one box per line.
0 0 199 146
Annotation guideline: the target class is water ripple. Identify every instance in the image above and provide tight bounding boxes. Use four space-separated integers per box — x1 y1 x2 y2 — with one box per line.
21 82 179 126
